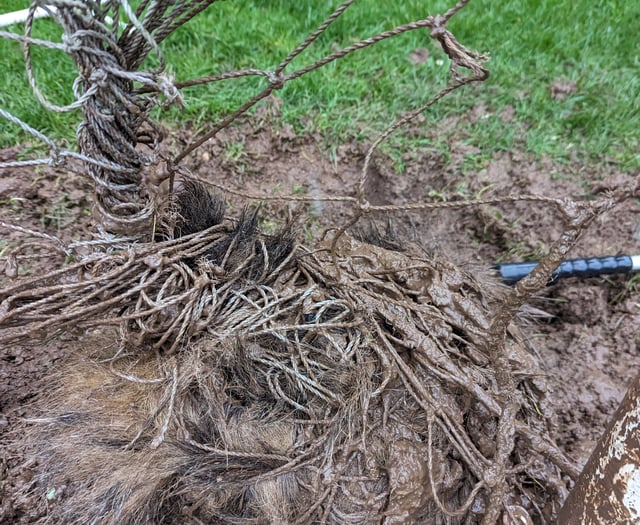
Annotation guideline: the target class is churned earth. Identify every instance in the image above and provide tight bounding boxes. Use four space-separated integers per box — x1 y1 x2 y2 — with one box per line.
1 118 639 523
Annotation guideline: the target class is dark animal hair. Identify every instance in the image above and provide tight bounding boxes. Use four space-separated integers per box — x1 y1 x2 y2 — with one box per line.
174 179 226 237
173 180 296 280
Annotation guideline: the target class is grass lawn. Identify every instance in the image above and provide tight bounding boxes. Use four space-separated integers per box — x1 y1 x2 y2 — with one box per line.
1 0 638 169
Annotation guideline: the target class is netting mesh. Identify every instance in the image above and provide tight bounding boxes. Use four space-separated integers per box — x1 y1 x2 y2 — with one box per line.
0 1 638 524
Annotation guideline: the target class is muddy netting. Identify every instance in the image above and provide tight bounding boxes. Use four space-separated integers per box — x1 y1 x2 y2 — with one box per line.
0 1 638 524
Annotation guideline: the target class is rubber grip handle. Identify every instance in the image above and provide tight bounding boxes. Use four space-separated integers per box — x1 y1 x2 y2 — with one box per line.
497 255 634 285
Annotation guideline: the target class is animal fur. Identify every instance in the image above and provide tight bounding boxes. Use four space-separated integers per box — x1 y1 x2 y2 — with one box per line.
21 182 570 524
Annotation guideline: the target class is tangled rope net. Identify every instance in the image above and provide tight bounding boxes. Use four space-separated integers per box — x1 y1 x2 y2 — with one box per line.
24 182 581 524
1 1 639 524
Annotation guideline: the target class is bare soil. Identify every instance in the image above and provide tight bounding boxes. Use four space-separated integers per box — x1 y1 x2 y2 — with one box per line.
1 118 639 523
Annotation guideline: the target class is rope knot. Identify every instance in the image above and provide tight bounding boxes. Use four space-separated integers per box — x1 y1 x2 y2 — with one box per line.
267 71 286 89
89 68 109 88
61 32 82 53
48 148 65 168
429 15 447 38
156 73 184 106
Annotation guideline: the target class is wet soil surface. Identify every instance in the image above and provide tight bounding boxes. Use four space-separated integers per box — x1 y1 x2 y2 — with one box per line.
1 119 639 523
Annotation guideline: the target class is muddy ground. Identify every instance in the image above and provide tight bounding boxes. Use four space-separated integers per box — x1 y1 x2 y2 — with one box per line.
1 114 639 523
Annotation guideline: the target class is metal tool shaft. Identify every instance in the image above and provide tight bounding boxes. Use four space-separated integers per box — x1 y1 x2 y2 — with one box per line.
497 255 640 285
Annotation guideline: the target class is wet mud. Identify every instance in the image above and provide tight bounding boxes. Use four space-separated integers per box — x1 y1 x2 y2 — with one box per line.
1 123 639 524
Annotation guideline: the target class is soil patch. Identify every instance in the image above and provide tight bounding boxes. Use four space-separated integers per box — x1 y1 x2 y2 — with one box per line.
1 122 639 523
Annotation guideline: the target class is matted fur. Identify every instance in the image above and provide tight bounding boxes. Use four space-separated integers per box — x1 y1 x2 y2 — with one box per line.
23 186 573 524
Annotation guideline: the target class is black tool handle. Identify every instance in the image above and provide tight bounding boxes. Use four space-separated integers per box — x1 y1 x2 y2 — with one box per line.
497 255 635 285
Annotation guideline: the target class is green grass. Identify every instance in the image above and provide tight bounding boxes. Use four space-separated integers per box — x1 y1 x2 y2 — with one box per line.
1 0 638 168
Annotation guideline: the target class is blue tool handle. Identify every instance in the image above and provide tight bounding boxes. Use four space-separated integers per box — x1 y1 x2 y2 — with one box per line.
497 255 635 285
